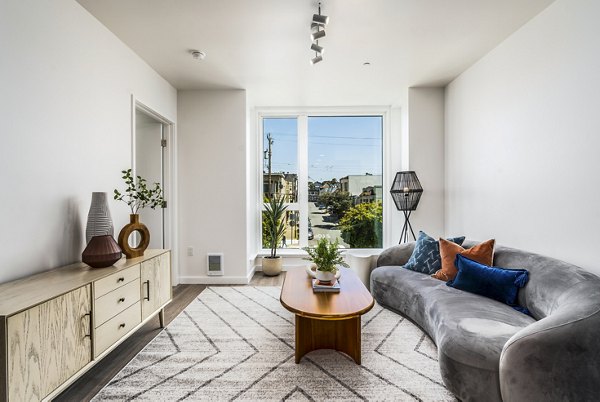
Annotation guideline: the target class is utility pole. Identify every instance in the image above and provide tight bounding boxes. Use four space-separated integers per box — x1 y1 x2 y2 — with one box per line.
266 133 273 198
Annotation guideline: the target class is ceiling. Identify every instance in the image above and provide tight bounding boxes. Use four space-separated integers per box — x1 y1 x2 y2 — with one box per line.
77 0 554 107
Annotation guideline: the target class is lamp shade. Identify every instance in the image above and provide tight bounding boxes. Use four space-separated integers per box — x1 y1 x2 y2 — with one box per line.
390 171 423 211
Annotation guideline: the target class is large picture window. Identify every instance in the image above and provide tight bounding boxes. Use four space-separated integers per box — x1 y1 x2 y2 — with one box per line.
261 113 383 250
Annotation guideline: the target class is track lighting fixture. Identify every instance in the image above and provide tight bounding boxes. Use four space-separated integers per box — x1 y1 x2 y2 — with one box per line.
312 13 329 25
310 29 326 41
310 43 324 54
310 2 328 64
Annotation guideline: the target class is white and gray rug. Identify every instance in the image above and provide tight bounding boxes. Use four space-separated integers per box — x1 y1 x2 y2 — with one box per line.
93 286 454 401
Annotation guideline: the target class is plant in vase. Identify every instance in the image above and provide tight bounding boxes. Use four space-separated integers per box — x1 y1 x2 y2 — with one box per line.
262 196 287 276
114 169 165 258
303 237 349 282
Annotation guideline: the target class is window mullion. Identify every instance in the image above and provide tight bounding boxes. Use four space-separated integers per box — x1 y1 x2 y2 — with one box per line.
298 114 309 248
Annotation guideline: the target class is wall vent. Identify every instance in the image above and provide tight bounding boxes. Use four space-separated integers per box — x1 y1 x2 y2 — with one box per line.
207 253 224 276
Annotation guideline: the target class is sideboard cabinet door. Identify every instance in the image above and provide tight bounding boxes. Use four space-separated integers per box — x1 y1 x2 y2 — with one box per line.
7 285 92 401
140 252 171 321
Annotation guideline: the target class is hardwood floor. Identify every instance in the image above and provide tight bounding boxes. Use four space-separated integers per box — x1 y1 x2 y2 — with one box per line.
249 271 286 286
55 272 286 401
55 284 205 402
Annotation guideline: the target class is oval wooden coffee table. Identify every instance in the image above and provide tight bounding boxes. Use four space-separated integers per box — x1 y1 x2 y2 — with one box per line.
280 267 374 364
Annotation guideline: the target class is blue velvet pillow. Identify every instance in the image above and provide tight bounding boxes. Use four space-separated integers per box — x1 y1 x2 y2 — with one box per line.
403 231 465 275
448 254 529 312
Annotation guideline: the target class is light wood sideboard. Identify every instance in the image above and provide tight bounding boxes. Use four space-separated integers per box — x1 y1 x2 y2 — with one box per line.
0 249 171 402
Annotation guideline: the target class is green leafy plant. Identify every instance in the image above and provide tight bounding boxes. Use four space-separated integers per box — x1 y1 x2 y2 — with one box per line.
263 196 287 258
339 201 383 248
114 169 166 214
318 191 353 217
303 237 349 273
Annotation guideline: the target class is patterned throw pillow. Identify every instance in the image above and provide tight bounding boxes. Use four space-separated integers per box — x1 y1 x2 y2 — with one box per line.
403 231 465 275
432 238 495 281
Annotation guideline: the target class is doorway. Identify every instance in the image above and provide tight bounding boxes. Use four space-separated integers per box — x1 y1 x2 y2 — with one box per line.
132 98 175 268
135 109 166 248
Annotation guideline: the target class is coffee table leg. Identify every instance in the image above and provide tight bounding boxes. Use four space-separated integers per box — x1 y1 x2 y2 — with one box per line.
295 314 361 364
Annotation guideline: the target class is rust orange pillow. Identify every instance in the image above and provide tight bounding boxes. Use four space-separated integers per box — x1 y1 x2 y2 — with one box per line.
432 238 495 281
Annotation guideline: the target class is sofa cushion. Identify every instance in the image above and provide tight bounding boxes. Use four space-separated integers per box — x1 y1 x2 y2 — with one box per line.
448 255 529 310
403 231 465 275
432 238 495 281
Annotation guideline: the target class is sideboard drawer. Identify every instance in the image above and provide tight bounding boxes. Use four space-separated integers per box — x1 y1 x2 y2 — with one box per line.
94 301 141 357
94 264 140 298
94 278 141 327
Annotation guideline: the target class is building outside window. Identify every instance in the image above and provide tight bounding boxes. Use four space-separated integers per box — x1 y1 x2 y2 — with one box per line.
261 113 383 250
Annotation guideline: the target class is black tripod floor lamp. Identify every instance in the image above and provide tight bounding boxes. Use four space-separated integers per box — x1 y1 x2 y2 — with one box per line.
390 171 423 243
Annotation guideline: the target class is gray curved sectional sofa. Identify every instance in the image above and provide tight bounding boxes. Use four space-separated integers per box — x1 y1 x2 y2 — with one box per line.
371 240 600 402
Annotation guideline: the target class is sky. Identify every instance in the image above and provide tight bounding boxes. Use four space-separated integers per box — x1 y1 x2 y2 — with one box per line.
263 116 383 182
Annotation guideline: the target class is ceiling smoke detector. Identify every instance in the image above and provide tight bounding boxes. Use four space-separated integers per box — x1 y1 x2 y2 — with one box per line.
190 50 206 60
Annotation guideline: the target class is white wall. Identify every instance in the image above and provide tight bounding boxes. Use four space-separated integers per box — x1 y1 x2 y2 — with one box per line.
445 0 600 274
0 0 177 283
407 88 446 238
178 90 249 284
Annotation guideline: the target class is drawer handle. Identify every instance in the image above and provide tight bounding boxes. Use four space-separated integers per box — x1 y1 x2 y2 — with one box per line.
144 280 151 301
84 312 92 339
119 323 126 329
118 297 125 303
117 277 125 283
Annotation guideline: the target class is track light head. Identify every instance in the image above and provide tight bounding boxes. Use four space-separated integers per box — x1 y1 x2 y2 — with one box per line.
312 14 329 25
310 55 323 65
311 30 326 41
310 43 324 54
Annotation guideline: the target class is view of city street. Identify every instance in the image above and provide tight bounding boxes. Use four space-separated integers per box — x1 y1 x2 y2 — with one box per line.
262 116 383 249
308 201 349 248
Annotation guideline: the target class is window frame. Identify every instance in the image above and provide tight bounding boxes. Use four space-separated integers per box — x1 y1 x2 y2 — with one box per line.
256 107 392 254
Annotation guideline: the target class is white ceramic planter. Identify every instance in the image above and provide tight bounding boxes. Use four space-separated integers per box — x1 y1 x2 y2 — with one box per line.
315 269 336 282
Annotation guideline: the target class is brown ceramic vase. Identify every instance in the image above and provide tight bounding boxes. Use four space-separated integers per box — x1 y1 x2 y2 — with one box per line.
82 235 122 268
118 214 150 259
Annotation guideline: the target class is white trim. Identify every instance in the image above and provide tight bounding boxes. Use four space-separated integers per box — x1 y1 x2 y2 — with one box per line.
255 106 392 251
297 114 309 248
131 95 179 286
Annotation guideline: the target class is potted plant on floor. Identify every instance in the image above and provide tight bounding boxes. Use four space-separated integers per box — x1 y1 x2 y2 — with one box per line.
262 196 287 276
303 237 349 282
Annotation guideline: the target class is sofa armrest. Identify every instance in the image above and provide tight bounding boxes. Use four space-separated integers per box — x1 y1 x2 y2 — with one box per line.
376 242 415 267
499 284 600 401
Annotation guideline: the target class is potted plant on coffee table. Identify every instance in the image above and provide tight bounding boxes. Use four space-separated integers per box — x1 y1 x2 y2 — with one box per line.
262 196 287 276
303 237 349 282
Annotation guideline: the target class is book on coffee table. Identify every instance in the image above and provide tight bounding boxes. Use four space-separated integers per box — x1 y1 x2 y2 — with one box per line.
312 279 340 293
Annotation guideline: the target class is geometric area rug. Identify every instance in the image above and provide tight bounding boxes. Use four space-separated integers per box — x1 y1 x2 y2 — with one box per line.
92 286 456 401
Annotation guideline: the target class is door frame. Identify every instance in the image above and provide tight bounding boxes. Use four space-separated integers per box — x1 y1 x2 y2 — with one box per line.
131 95 179 286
